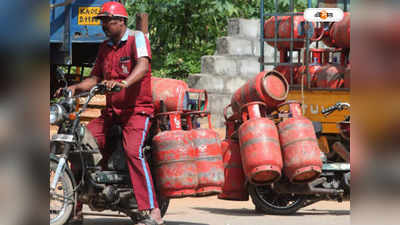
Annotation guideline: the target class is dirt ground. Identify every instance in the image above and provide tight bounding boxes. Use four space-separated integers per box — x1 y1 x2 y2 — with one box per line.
81 196 350 225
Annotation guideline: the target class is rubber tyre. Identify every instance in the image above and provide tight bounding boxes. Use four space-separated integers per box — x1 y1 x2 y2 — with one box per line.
248 184 306 215
50 160 75 225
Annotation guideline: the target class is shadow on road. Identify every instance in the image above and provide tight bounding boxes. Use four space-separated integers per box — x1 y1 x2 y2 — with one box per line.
76 216 211 225
192 207 258 217
165 221 210 225
192 207 350 217
298 209 350 216
75 216 210 225
82 217 132 225
261 209 350 217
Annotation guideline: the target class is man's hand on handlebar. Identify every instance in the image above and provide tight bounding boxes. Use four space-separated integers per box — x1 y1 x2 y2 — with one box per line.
53 85 77 98
101 80 127 91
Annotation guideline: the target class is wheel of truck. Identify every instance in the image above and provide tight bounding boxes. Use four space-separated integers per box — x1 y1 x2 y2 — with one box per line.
50 160 75 225
249 184 307 215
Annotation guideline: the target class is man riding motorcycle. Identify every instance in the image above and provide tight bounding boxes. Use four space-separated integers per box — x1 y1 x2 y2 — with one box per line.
55 2 163 225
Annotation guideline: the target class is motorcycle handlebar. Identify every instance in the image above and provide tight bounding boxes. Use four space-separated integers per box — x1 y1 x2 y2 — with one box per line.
321 102 350 116
78 84 121 114
95 83 122 94
321 104 338 116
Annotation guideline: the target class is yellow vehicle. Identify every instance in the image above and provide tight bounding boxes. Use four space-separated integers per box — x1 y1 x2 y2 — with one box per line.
288 90 349 135
260 0 351 158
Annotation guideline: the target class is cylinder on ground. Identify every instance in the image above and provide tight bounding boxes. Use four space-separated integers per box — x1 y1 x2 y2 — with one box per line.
152 130 197 198
239 118 283 185
190 128 224 196
218 138 249 201
231 70 289 114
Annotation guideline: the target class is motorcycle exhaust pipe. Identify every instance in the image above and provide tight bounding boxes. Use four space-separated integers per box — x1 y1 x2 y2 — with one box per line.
273 178 345 195
308 177 344 195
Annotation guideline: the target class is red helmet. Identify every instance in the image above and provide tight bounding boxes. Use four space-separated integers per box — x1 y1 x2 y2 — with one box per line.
95 1 128 19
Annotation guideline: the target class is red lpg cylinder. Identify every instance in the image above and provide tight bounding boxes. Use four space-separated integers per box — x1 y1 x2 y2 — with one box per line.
218 138 249 201
231 70 289 114
298 62 322 87
323 12 350 49
264 15 316 49
152 130 198 198
190 128 224 196
274 65 301 85
314 63 345 88
151 77 189 113
278 101 323 183
238 109 283 184
274 64 320 86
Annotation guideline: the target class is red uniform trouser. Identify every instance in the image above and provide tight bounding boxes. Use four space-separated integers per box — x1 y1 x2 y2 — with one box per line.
86 112 158 210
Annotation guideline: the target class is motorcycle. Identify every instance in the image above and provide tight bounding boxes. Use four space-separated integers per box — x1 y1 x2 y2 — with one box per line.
49 74 169 225
248 102 350 214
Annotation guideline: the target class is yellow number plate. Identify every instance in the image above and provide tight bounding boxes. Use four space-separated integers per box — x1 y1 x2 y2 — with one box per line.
78 7 101 25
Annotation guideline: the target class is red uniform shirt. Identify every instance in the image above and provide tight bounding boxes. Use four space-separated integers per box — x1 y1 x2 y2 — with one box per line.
91 29 154 116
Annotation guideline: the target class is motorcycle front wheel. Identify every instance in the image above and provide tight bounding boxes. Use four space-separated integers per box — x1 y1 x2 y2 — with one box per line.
249 184 307 215
50 160 75 225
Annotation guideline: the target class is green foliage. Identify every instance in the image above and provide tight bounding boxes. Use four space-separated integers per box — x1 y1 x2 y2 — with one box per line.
60 66 92 77
124 0 313 80
151 50 203 81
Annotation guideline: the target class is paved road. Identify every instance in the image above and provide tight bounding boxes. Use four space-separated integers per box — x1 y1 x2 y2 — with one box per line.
82 196 350 225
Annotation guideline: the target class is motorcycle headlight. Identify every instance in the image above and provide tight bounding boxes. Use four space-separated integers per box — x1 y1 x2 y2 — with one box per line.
50 104 65 125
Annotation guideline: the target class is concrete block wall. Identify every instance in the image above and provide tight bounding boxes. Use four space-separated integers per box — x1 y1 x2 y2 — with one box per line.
188 18 286 128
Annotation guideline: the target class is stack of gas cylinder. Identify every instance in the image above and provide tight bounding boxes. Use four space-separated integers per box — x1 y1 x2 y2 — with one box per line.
218 70 323 201
264 12 350 89
150 77 225 198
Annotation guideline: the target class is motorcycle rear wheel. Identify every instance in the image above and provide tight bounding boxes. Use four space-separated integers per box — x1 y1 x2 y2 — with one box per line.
249 184 306 215
50 160 75 225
